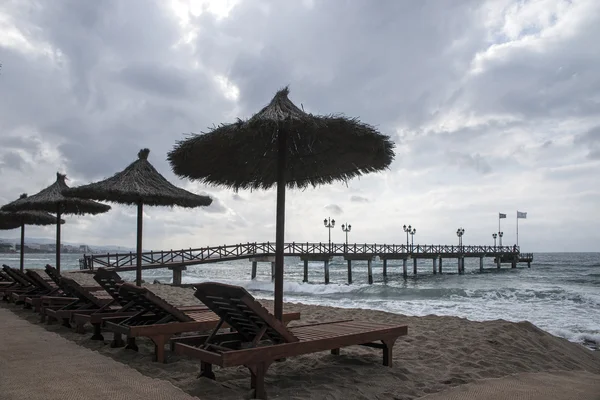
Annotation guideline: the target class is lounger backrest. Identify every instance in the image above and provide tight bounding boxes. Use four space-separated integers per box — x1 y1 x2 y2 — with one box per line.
25 270 55 291
59 277 106 307
193 282 299 344
2 265 33 287
44 265 62 286
118 283 193 322
0 271 12 282
93 268 125 303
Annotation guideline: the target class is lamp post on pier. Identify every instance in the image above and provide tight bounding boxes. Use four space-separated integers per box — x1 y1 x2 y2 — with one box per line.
498 231 503 247
410 228 416 252
403 224 415 252
341 223 351 253
456 227 465 248
492 233 497 248
324 217 335 254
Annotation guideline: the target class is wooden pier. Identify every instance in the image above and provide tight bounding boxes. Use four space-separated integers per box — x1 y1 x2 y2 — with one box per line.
79 242 534 285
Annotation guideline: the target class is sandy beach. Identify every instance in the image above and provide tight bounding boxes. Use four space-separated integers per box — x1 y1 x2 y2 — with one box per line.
0 271 599 399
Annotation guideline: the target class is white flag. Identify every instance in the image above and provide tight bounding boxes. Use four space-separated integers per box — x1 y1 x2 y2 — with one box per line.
517 211 527 219
499 213 507 219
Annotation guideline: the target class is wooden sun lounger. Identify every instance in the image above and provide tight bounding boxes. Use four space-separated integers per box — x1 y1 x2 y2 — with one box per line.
23 269 70 312
43 277 113 327
103 283 301 363
0 270 13 282
1 265 36 301
44 265 65 286
72 268 154 340
12 271 58 307
172 282 408 399
36 266 116 322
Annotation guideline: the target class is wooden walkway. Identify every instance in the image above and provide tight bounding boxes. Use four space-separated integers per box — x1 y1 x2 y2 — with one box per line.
80 242 533 276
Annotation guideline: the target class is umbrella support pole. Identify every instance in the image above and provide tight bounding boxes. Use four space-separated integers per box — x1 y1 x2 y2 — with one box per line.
136 202 143 286
20 224 25 271
273 128 287 322
56 209 61 273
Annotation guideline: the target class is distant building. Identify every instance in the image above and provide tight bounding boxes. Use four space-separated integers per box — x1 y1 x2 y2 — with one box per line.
40 243 55 252
0 243 15 252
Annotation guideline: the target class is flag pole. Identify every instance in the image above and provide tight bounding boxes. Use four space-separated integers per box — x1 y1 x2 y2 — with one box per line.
516 211 519 247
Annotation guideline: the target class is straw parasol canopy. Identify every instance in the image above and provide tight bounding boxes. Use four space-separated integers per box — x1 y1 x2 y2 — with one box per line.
63 148 213 285
168 87 395 321
1 173 110 272
0 194 65 271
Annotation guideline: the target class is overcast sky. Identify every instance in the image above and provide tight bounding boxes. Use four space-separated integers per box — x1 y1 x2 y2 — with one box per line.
1 0 599 253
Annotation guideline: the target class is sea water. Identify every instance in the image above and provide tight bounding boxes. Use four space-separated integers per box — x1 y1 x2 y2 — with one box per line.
3 252 598 350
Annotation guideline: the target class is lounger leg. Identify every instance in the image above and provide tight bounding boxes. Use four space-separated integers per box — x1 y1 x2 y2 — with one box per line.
149 335 172 363
33 299 41 313
331 348 340 355
46 313 56 325
125 337 139 352
111 333 125 348
91 323 104 341
199 362 216 380
247 362 271 399
382 338 397 367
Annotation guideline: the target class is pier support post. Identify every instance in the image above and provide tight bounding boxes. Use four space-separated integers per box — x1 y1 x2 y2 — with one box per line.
169 266 186 286
479 257 484 272
367 259 373 284
511 261 516 269
347 260 352 284
403 259 408 279
433 258 437 274
439 257 443 274
458 258 462 274
303 259 308 283
497 258 501 269
382 259 388 280
527 261 531 268
413 258 417 275
271 262 275 282
324 260 330 284
251 261 258 280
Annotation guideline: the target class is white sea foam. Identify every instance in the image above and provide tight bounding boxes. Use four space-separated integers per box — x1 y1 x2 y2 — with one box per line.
3 252 599 349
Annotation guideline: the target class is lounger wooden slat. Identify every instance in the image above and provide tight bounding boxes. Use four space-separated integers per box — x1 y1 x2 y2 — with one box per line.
172 282 408 399
18 270 67 310
102 283 300 363
42 277 113 327
1 265 39 302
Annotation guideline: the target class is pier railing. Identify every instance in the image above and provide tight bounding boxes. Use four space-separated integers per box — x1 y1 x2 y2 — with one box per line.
80 242 520 271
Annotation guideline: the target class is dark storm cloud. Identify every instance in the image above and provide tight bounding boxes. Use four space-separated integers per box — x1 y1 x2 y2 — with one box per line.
1 0 599 251
447 151 493 175
324 204 343 215
350 195 369 203
575 126 600 160
194 0 486 128
0 151 27 171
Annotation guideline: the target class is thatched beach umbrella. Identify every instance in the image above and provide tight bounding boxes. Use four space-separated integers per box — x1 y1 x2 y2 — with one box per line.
1 173 110 272
63 148 212 286
168 87 395 321
0 194 65 271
